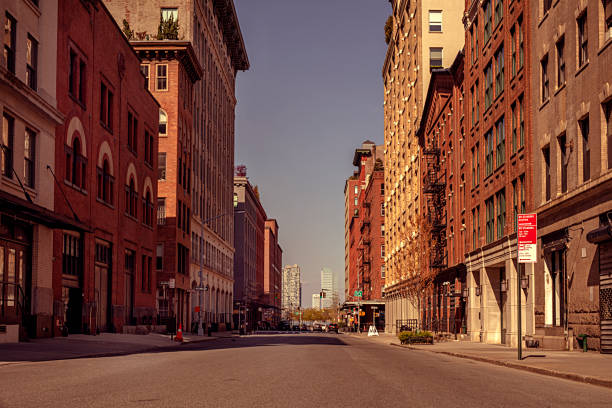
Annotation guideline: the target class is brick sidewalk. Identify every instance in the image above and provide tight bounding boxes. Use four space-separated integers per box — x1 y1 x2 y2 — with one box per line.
0 332 225 364
387 339 612 388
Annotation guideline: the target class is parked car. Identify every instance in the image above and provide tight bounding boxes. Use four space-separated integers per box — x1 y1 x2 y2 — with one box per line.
327 323 339 333
277 321 290 331
300 324 308 331
292 325 300 331
313 323 323 332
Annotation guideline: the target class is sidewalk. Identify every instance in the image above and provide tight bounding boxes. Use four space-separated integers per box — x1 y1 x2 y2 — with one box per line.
0 331 234 364
387 339 612 388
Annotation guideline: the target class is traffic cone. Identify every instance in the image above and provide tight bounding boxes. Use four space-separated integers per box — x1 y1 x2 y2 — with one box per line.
175 323 183 342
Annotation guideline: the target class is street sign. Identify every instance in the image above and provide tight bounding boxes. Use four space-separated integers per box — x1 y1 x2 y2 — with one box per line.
518 214 537 263
354 290 363 297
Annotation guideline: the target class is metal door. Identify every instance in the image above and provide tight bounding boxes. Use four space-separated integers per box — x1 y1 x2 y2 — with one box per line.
600 242 612 353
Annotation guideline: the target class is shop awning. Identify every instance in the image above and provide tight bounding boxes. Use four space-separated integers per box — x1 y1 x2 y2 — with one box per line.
0 190 90 232
587 224 612 244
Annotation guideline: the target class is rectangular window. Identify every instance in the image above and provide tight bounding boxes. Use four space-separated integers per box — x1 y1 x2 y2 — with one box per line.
578 12 588 67
354 185 358 195
486 197 495 244
512 179 518 231
475 81 480 121
520 174 526 213
511 27 516 78
161 8 178 23
511 102 517 153
485 63 493 110
541 54 550 102
470 26 475 65
430 47 443 69
1 113 14 178
580 117 590 182
127 111 138 154
558 134 567 193
157 198 166 225
140 64 149 89
3 12 16 74
543 146 551 201
156 244 164 271
26 35 38 90
484 0 492 44
495 46 504 98
494 0 503 26
556 38 565 87
474 19 479 62
519 95 525 147
472 146 477 187
156 64 168 91
381 203 385 216
606 0 612 41
429 10 442 32
381 224 385 237
24 128 35 188
381 265 386 279
354 197 358 206
158 152 166 180
606 101 612 170
496 189 506 239
381 245 385 258
471 86 476 126
100 82 113 130
495 116 505 168
485 129 494 176
518 16 524 68
472 208 477 249
380 183 384 195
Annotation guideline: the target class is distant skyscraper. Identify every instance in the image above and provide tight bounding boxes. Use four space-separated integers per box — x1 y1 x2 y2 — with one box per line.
312 293 321 309
320 268 335 308
282 265 301 319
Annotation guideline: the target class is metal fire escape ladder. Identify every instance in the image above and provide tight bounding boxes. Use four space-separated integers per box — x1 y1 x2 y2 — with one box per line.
423 136 447 269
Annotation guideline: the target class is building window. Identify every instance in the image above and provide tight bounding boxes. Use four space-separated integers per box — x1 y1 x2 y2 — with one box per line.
495 116 505 168
556 38 565 87
510 27 516 78
475 81 480 122
470 26 475 65
25 35 38 90
606 0 612 41
127 111 138 154
430 47 443 69
354 185 358 195
511 103 517 153
518 16 524 69
580 117 590 182
520 174 525 213
543 146 551 201
606 101 612 170
63 234 83 277
100 82 113 131
3 12 16 74
496 189 506 239
472 208 478 249
558 134 567 193
380 183 384 195
512 179 518 231
494 0 503 27
381 245 385 258
144 130 153 166
472 143 480 187
541 55 550 103
429 10 442 32
519 94 525 147
354 197 358 206
97 159 114 205
381 203 385 216
159 110 167 136
158 152 166 180
381 265 386 279
69 49 86 105
381 224 385 237
486 197 495 244
24 128 35 188
143 191 153 227
485 128 494 176
140 64 149 89
156 64 168 91
578 12 588 67
483 0 492 45
161 8 178 23
495 46 504 98
125 177 138 218
65 138 87 189
156 244 163 270
471 86 476 126
1 113 14 178
543 0 552 14
157 198 166 225
484 62 493 110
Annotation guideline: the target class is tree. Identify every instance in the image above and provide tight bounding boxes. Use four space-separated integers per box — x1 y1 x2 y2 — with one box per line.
157 13 179 40
384 16 393 44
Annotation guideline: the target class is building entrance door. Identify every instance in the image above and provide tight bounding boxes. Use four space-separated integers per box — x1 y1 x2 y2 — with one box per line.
0 242 29 326
94 241 112 332
125 250 135 326
599 241 612 353
500 267 507 344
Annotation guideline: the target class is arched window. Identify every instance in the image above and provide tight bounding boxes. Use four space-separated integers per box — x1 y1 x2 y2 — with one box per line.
65 137 87 189
125 177 137 218
142 190 153 227
159 110 167 136
97 159 114 204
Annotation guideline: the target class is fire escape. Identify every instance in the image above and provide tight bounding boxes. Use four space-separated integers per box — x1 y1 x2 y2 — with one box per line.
360 203 371 299
423 134 447 270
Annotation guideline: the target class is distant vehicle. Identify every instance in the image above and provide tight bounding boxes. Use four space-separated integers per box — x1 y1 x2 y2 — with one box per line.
278 321 290 331
292 325 300 331
327 323 338 333
313 323 323 332
300 324 307 331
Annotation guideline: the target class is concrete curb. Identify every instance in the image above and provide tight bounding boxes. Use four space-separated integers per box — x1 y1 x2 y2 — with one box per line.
389 342 612 389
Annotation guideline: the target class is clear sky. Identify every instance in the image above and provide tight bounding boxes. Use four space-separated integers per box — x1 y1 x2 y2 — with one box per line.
233 0 390 306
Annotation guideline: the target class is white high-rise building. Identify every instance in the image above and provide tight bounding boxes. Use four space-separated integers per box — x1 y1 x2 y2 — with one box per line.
312 293 321 309
282 265 301 319
320 268 336 308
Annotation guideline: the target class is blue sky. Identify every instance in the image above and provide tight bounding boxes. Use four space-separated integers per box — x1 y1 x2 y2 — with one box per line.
234 0 390 306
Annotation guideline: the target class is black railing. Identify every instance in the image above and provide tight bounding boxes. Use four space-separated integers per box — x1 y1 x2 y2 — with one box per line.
396 319 419 333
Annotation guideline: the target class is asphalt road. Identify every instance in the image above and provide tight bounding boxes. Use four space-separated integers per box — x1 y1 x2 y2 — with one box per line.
1 334 611 408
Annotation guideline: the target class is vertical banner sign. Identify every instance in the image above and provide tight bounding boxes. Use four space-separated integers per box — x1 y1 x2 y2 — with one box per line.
518 214 537 263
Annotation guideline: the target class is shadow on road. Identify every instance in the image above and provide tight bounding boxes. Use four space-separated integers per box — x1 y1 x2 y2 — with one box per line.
0 334 348 364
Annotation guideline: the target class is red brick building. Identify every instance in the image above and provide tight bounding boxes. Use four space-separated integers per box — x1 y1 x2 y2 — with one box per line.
463 0 534 346
131 42 202 333
418 53 467 335
264 219 282 325
53 0 159 334
344 141 385 329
